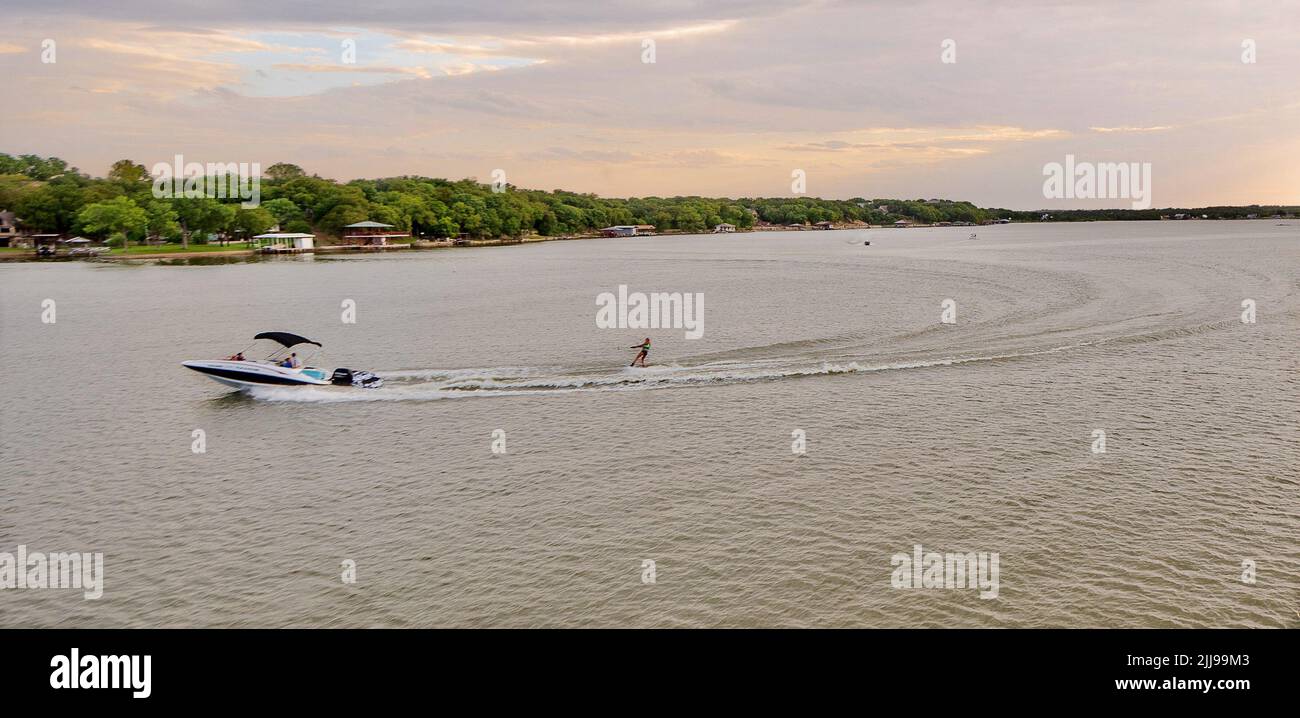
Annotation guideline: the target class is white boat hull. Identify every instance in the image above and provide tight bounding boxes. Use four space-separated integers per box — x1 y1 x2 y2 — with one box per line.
182 360 331 389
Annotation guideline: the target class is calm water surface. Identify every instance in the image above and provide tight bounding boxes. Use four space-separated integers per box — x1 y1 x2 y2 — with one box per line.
1 222 1297 627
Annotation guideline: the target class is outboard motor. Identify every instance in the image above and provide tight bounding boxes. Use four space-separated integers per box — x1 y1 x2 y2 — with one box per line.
331 368 383 388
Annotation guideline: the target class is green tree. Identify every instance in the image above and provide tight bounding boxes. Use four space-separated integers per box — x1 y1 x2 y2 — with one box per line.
230 206 276 242
173 197 234 248
0 153 71 180
0 174 36 213
108 160 151 199
260 198 302 227
265 163 306 181
144 200 181 243
14 175 90 233
77 196 148 248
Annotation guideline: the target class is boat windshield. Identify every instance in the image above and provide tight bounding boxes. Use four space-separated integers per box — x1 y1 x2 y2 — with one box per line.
248 338 321 367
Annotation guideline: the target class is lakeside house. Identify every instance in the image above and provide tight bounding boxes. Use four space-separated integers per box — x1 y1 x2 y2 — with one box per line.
598 225 656 237
253 232 315 252
713 223 736 233
343 220 410 246
814 221 834 230
0 210 18 246
30 233 62 256
892 219 911 228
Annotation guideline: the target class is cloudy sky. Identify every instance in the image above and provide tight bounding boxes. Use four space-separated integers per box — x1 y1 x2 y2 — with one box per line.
2 0 1297 208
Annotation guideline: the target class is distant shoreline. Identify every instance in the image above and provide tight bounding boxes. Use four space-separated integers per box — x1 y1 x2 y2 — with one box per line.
1 216 1293 263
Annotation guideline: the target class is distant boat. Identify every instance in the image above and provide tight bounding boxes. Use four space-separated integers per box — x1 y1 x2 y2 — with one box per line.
969 233 978 240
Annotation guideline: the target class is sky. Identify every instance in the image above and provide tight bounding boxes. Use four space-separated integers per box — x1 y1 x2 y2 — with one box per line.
2 0 1298 209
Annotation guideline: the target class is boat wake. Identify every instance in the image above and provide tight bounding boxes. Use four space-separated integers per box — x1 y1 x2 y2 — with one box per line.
237 310 1252 403
242 342 1095 403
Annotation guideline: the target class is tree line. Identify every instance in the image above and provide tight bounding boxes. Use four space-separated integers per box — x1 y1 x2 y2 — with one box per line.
1 154 1294 247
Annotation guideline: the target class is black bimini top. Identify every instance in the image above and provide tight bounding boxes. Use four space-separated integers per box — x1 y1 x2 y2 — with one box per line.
254 331 322 348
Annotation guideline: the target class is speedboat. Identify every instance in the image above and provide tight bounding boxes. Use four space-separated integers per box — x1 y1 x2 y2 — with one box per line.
182 331 383 390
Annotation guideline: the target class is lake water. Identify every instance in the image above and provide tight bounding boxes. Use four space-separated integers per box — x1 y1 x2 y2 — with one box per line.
1 222 1296 627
